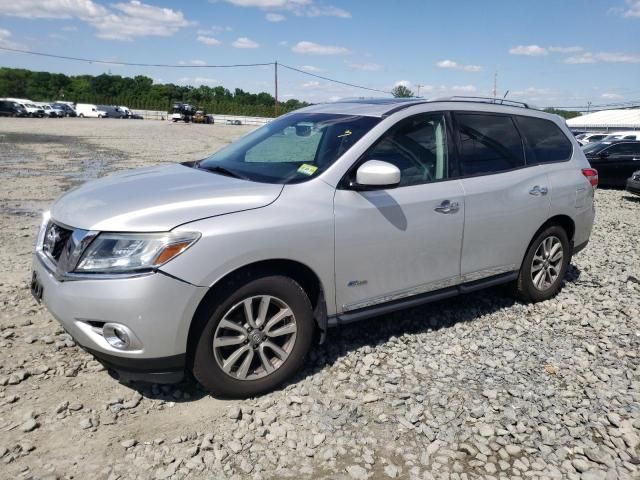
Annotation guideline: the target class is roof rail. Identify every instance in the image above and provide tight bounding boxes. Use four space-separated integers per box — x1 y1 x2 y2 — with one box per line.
431 96 530 109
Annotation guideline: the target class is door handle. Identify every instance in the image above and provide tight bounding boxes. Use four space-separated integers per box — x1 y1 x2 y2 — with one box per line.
633 158 639 161
529 186 548 196
434 200 460 214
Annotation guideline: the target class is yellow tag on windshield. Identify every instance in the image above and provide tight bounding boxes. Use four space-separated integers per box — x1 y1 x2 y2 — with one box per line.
297 164 318 176
337 129 352 138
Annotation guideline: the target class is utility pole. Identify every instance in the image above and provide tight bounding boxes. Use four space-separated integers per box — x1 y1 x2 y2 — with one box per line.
493 72 497 99
587 101 592 113
415 84 425 97
274 61 279 118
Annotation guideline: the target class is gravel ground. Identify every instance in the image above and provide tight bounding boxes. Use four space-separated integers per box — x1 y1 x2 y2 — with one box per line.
0 118 639 480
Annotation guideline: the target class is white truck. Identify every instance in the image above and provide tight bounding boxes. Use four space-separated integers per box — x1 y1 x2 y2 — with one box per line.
76 103 109 118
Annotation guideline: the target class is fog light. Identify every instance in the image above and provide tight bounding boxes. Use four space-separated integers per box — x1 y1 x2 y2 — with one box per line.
103 323 138 350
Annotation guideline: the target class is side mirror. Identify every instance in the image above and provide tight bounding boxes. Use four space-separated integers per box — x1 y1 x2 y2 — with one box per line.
353 160 401 190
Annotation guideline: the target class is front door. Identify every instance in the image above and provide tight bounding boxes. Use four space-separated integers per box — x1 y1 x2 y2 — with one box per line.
334 112 464 313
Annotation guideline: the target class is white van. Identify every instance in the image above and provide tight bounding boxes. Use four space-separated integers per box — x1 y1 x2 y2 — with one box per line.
118 106 132 117
76 103 109 118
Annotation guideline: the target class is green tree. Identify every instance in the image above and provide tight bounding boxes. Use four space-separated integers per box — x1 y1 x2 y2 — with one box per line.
543 108 581 120
391 84 414 98
0 67 309 116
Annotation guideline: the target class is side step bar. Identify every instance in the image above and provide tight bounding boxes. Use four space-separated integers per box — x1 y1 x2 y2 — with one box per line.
328 271 518 327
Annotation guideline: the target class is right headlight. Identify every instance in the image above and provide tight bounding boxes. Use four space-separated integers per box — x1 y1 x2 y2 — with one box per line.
75 231 200 273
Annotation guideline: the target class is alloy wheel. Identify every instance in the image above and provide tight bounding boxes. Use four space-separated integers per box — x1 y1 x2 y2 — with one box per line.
531 235 563 291
212 295 297 380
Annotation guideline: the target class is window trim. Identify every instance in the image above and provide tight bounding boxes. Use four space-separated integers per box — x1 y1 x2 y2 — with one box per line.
512 114 573 166
450 111 528 180
338 110 457 190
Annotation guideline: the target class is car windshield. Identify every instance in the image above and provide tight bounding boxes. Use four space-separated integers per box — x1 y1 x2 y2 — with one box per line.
198 112 380 184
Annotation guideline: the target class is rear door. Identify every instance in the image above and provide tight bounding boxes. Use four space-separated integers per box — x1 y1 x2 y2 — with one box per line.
453 112 550 281
334 112 465 313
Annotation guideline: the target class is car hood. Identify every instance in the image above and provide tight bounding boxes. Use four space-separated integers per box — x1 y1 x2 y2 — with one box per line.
51 164 284 232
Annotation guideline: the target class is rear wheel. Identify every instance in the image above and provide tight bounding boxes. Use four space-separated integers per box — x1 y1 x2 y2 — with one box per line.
79 113 84 118
515 225 570 302
192 275 314 398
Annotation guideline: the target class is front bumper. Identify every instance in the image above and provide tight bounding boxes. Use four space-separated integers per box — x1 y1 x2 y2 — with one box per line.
32 254 208 383
626 177 640 196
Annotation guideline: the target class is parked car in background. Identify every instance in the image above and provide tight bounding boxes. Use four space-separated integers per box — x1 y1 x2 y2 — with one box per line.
576 132 608 146
584 140 640 187
98 105 126 118
76 103 109 118
225 119 242 125
0 100 28 117
31 97 596 397
626 170 640 196
601 131 640 142
20 102 45 117
41 104 65 118
118 106 141 118
52 103 77 117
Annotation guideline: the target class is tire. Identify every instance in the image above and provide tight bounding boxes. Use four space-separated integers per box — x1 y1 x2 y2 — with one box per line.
514 225 571 302
192 275 315 398
79 113 84 118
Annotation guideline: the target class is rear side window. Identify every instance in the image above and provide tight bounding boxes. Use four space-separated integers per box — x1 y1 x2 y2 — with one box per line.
516 116 573 164
455 113 525 176
604 143 640 155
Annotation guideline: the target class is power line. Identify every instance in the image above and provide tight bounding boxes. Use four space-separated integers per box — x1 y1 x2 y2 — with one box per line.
279 63 392 95
0 46 393 97
551 99 640 109
0 46 274 68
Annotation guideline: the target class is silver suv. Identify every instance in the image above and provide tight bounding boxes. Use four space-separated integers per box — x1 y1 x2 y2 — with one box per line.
31 97 596 397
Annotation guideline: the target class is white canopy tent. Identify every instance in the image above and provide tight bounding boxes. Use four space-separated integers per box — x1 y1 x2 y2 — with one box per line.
566 109 640 131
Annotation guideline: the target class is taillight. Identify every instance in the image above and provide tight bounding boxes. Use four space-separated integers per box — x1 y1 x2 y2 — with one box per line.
582 168 598 188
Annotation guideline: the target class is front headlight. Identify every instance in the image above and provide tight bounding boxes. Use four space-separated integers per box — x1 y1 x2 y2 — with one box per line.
75 232 200 273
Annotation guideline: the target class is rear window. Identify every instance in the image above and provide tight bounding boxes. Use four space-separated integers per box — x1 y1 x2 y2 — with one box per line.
515 116 573 164
455 113 525 176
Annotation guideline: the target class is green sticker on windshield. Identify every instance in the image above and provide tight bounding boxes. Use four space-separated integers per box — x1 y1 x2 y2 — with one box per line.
297 164 318 176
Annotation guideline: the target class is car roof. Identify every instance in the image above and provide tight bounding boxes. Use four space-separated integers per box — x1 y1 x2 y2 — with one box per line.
296 96 541 119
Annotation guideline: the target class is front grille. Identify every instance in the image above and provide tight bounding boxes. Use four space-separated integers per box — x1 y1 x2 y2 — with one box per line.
43 222 73 263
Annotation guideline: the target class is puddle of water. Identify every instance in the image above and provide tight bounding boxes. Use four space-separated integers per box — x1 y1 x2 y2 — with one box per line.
0 132 129 214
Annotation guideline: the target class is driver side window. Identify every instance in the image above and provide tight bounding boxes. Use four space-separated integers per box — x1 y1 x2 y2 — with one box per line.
361 113 448 187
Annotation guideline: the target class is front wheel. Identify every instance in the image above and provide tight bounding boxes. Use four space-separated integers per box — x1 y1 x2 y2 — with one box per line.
192 275 314 398
515 225 570 302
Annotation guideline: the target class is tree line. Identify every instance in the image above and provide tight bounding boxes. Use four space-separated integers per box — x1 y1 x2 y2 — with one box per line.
0 67 308 117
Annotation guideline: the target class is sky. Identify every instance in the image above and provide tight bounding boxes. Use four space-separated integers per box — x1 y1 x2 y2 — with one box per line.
0 0 639 108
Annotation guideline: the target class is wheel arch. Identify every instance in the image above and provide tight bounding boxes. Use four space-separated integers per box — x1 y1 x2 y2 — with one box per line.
520 214 576 269
185 259 327 368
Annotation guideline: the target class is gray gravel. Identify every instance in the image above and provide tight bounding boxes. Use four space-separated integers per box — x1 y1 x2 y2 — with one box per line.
0 118 639 479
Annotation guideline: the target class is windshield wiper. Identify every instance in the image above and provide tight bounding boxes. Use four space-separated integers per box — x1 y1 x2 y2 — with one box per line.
198 163 248 180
